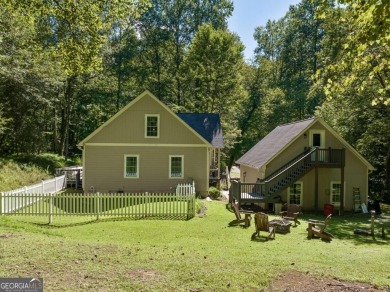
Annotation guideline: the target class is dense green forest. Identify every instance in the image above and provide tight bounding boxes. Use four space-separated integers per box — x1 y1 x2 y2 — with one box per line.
0 0 389 202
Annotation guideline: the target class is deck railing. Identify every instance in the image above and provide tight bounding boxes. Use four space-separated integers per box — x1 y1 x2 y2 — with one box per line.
0 192 196 222
262 148 344 184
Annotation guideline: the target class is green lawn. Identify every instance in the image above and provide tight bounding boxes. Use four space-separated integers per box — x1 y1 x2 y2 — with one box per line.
0 200 389 291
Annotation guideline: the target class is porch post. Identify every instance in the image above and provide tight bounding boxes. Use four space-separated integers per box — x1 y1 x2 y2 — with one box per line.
237 181 241 209
314 148 319 213
217 148 221 181
340 149 345 215
207 147 210 188
315 166 318 214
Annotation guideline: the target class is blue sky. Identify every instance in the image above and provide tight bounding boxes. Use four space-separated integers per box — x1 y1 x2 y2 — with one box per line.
228 0 301 61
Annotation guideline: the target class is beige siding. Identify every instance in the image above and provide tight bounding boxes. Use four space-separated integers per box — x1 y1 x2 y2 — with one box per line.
88 93 205 145
84 145 208 194
239 165 261 182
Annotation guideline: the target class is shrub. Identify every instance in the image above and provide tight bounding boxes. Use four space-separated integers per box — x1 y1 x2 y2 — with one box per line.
195 199 207 216
0 158 51 191
208 187 221 200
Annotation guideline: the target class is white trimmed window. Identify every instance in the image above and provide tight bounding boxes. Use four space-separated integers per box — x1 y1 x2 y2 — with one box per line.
145 114 159 138
330 181 344 206
169 155 184 178
124 155 139 178
288 182 303 205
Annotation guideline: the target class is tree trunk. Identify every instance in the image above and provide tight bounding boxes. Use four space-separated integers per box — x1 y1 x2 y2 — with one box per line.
59 76 76 158
385 141 390 204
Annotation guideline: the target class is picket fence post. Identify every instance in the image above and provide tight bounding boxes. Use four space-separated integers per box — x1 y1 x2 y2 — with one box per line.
49 193 53 224
96 192 100 220
0 192 3 215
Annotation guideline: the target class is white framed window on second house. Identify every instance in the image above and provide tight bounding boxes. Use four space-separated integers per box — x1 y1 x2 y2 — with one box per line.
287 182 303 205
169 155 184 179
145 114 159 138
124 155 139 178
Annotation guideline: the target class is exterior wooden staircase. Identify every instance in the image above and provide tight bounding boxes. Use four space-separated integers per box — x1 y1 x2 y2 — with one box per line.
231 147 345 206
261 148 316 196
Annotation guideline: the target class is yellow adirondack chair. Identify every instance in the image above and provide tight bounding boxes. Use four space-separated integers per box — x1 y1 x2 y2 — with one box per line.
229 202 253 228
251 212 275 240
307 214 334 241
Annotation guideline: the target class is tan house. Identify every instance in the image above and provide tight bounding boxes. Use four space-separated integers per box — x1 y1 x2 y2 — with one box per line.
235 117 375 213
77 90 223 195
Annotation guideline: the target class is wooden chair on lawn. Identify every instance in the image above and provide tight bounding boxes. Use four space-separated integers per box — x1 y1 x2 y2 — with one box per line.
307 214 334 241
251 212 275 241
229 202 253 228
280 204 301 226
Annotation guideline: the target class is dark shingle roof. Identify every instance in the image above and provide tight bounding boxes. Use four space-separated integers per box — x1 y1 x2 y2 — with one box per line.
177 113 224 148
236 118 315 169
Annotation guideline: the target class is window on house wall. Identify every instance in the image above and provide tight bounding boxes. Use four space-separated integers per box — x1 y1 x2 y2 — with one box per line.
288 182 303 205
124 155 139 178
330 181 343 206
145 114 159 138
169 155 183 178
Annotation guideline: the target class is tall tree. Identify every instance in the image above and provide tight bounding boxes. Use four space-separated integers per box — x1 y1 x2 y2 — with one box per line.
1 0 150 157
0 6 60 154
180 24 245 165
315 1 390 202
136 0 233 104
318 0 390 106
278 0 325 119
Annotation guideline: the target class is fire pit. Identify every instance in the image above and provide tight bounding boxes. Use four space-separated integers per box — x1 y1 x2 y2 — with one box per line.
269 218 292 234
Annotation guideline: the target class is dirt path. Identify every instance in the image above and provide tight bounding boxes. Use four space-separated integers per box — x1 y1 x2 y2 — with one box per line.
265 271 386 291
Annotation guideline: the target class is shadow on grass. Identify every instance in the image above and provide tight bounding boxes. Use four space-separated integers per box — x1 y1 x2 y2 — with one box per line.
250 236 275 242
224 202 389 245
13 214 193 229
300 212 389 246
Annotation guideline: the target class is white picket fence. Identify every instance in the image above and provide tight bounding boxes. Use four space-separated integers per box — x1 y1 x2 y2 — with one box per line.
1 176 196 216
1 175 66 214
175 181 195 195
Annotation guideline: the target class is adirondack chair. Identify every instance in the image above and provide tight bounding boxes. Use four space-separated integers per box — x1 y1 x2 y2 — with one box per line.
280 204 301 226
251 212 275 241
307 214 334 241
229 202 253 228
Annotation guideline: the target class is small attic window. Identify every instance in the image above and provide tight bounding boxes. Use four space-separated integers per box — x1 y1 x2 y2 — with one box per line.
145 114 159 138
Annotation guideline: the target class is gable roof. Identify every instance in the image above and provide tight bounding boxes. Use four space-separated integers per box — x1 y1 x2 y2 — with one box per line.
236 118 315 169
77 90 223 148
177 113 224 148
236 117 374 171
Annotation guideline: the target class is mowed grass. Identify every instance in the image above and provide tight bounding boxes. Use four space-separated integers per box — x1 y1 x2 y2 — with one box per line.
1 200 390 291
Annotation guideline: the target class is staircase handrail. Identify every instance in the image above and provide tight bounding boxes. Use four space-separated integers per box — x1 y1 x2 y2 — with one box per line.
262 148 317 184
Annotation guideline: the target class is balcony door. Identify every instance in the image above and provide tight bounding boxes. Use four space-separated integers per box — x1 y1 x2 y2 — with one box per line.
309 130 325 161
